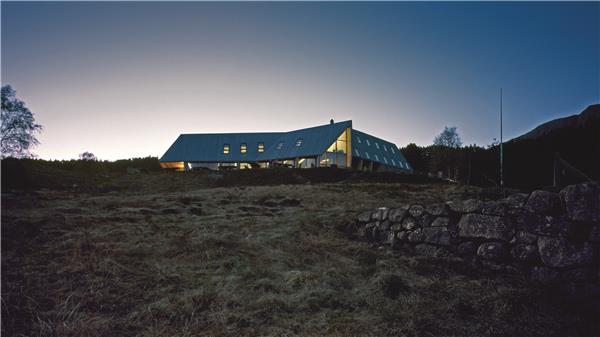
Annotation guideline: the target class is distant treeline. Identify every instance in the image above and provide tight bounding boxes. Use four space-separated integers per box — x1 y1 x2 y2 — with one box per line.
401 120 600 189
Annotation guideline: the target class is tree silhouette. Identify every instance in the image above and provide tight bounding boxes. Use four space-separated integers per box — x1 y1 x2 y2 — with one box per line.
433 126 462 148
79 152 97 161
1 85 42 158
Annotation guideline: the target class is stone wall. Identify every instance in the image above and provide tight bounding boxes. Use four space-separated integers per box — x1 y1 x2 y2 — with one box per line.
354 183 600 285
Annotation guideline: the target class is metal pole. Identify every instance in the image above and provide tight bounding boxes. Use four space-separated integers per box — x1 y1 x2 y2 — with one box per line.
500 88 504 189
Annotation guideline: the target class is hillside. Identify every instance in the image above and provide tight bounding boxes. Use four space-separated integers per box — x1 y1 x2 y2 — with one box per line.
2 165 598 336
514 104 600 141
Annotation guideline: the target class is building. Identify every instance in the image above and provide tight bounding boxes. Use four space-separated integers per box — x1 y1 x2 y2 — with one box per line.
159 120 412 172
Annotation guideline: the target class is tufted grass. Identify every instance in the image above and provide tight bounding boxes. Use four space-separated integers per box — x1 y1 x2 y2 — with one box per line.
2 174 596 336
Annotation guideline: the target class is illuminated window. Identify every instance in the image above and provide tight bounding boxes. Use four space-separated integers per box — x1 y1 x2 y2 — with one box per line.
383 157 388 164
383 145 388 152
354 149 360 156
375 142 380 149
356 136 362 143
240 143 247 153
374 154 379 161
295 138 303 147
276 142 284 150
365 152 370 159
391 159 396 166
390 147 395 154
399 162 404 168
258 142 265 152
223 144 230 154
366 139 370 146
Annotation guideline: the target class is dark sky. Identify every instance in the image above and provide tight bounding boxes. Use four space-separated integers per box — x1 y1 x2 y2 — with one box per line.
2 2 598 160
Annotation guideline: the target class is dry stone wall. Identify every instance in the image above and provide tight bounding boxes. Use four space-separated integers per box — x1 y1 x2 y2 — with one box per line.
354 183 600 286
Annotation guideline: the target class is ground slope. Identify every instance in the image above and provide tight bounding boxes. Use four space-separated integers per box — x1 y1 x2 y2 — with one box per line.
2 176 595 336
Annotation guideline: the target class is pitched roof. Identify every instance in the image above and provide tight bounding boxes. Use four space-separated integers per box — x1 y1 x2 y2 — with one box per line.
160 120 352 163
351 129 412 171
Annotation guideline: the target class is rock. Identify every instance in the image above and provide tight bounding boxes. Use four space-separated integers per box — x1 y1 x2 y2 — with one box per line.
589 225 600 242
430 217 450 227
426 203 449 216
420 214 436 227
447 199 484 214
512 230 538 245
385 231 398 247
373 207 390 221
525 190 561 215
458 214 514 242
511 244 540 264
457 242 477 257
390 223 403 232
401 217 419 231
408 205 426 218
503 193 529 209
422 227 451 246
481 201 508 216
388 207 407 222
358 211 373 223
559 183 600 222
538 237 593 268
377 220 391 231
477 242 509 262
397 231 409 241
414 244 450 258
407 228 423 243
534 215 571 237
531 266 560 283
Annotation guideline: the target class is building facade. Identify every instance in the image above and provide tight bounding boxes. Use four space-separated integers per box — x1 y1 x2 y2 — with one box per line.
160 120 412 172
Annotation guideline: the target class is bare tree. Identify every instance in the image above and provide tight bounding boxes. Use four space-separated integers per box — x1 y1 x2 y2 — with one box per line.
1 85 42 158
79 151 97 161
433 126 463 148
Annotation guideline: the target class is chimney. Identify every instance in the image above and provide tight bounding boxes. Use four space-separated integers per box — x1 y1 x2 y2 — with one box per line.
330 119 334 125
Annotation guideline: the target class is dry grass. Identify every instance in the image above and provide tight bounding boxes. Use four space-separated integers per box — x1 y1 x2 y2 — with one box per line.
1 176 594 336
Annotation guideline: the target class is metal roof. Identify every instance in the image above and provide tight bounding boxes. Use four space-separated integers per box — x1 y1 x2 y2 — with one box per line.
352 129 412 171
160 121 352 163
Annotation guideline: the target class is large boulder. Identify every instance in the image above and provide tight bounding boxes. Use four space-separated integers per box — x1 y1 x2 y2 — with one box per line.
531 266 560 284
512 230 538 245
481 201 508 216
430 217 450 227
408 205 426 218
457 241 477 258
420 214 436 227
421 227 451 246
538 236 593 268
477 242 509 262
401 217 419 231
373 207 390 221
511 244 540 264
426 203 449 216
503 193 529 209
388 207 408 222
559 183 600 222
414 244 450 258
458 214 514 242
525 190 561 215
407 228 423 243
447 199 484 214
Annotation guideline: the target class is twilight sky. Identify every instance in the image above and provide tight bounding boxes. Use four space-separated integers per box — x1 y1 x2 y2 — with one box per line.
2 2 598 160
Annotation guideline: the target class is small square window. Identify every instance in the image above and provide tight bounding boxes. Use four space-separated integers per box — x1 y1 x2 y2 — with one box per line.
356 136 362 143
383 157 388 164
390 147 395 154
366 139 370 146
276 142 284 150
295 138 303 147
365 152 370 159
375 142 380 149
354 149 360 156
240 143 247 153
258 142 265 152
391 159 396 166
374 154 379 161
383 145 388 152
399 162 404 168
223 144 230 154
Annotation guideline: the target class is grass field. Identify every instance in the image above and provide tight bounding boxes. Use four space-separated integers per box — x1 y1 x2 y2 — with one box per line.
2 169 596 336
